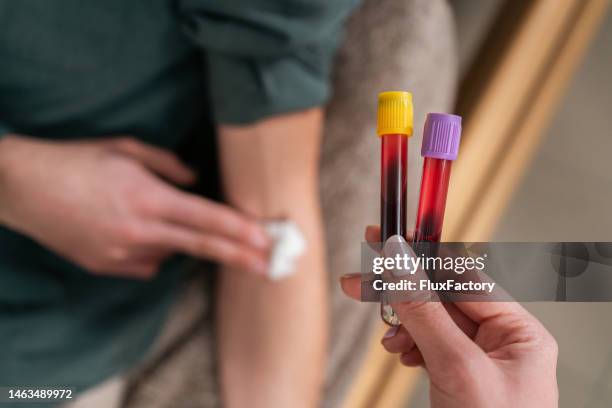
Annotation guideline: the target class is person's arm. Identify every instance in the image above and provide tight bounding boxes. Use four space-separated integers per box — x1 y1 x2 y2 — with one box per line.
177 2 358 405
216 108 326 407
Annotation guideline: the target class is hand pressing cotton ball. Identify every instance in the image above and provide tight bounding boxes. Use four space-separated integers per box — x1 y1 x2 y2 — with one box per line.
263 221 307 280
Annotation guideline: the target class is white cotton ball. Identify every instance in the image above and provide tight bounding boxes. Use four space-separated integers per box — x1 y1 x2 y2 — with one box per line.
264 220 307 280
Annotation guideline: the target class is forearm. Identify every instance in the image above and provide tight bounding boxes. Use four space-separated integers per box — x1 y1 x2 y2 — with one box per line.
216 109 328 407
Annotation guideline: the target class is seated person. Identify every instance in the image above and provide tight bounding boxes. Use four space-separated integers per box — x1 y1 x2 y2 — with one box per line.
0 1 358 406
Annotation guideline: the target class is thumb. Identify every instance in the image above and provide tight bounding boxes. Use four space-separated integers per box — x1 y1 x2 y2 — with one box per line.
383 235 483 373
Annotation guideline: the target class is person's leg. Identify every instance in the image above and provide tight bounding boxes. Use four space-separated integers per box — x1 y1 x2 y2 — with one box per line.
321 0 458 405
65 271 212 408
122 271 217 408
63 376 127 408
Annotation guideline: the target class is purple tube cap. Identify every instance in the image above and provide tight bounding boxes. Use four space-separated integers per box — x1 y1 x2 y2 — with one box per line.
421 113 462 160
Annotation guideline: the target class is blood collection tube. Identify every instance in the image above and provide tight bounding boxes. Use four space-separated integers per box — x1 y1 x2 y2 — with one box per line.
381 112 462 326
377 91 413 326
414 113 462 243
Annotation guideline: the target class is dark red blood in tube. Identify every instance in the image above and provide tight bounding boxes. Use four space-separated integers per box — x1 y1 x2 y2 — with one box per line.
381 134 408 241
414 157 452 243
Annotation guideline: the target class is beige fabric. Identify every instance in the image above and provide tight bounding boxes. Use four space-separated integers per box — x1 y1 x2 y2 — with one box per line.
64 271 211 408
85 1 460 407
64 375 126 408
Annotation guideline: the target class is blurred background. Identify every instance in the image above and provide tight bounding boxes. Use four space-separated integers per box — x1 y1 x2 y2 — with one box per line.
495 2 612 407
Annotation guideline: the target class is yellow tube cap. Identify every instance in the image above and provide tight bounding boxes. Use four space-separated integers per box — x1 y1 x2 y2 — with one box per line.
377 91 413 136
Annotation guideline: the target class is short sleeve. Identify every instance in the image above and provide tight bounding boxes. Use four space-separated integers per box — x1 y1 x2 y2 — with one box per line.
178 0 360 124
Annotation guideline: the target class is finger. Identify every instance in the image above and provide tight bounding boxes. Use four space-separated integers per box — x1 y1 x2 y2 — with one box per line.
393 296 480 372
365 225 381 242
382 325 415 353
383 235 483 372
400 349 425 367
382 303 478 353
110 137 196 185
364 225 383 253
145 222 268 275
444 302 479 338
158 189 270 251
340 274 362 301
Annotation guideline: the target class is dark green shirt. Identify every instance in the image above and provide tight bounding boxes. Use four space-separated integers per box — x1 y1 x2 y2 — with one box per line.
0 0 357 397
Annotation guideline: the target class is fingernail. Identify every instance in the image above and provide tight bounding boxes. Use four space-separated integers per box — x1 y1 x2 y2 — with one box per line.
383 325 399 339
383 235 417 277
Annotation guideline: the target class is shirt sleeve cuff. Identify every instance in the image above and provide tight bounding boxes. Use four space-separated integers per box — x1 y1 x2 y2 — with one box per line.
206 52 331 125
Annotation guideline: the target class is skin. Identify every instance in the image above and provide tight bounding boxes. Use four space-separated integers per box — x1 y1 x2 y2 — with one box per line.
0 135 270 278
340 226 559 408
216 108 327 408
